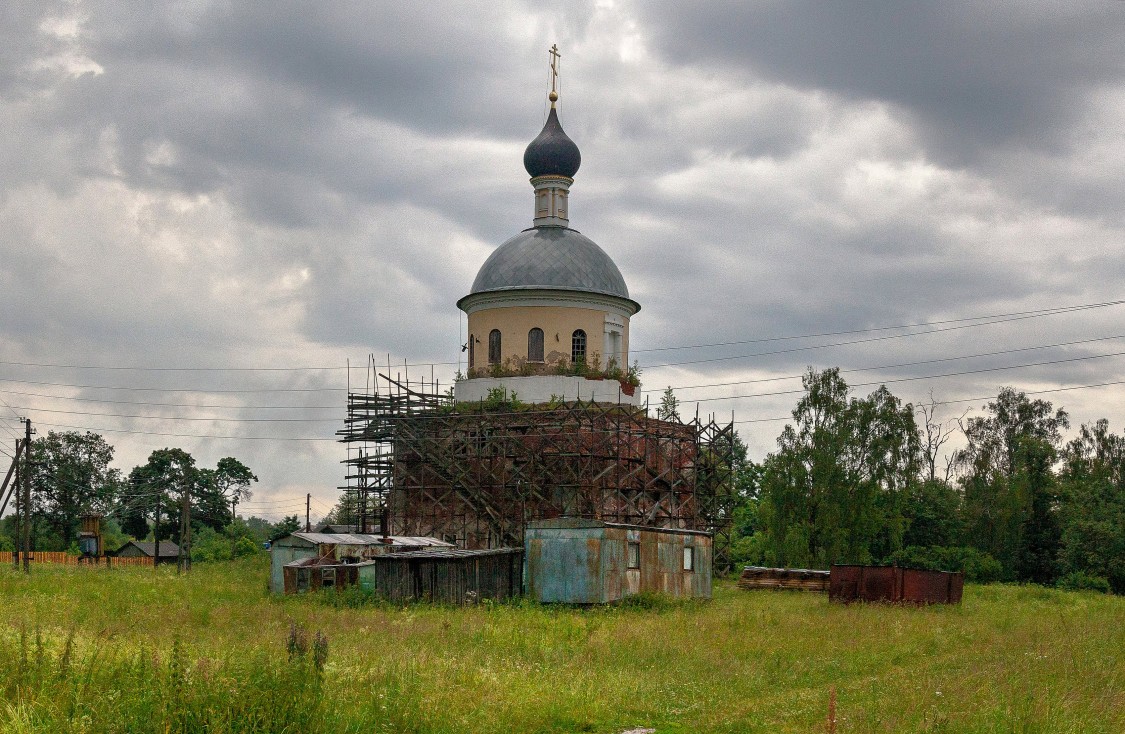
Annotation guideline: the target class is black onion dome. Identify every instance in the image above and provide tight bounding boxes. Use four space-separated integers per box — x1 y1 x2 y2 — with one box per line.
523 107 581 178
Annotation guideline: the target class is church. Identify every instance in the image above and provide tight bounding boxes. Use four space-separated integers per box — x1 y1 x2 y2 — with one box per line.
455 70 640 406
339 51 736 568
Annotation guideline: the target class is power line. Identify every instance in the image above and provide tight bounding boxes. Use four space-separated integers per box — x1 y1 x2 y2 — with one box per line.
731 378 1125 427
0 377 345 394
2 405 340 423
30 421 336 441
0 389 341 410
688 349 1125 403
652 333 1125 394
642 307 1125 370
634 299 1125 353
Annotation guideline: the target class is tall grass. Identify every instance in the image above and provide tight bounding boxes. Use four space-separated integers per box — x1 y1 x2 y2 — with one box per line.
0 556 1121 733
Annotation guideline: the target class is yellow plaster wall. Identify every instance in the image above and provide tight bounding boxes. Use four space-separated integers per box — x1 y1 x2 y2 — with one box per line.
467 305 630 370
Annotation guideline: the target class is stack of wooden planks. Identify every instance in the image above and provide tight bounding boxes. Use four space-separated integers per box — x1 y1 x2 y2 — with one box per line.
737 566 830 592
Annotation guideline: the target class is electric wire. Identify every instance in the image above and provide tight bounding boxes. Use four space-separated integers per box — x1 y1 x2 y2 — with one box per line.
642 307 1125 370
647 333 1125 394
686 349 1125 403
633 299 1125 353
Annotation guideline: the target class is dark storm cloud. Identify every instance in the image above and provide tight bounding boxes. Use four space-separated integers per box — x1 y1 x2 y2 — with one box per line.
1 0 1122 495
644 2 1125 165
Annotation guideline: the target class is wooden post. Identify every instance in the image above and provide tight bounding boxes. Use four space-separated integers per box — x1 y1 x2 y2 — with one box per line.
22 418 32 574
12 439 20 569
153 488 160 572
177 481 191 573
306 493 311 532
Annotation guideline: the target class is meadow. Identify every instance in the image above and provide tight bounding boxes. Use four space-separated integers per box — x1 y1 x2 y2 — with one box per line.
0 555 1120 733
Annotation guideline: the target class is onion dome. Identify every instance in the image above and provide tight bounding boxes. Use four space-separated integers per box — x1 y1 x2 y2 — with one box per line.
523 107 581 179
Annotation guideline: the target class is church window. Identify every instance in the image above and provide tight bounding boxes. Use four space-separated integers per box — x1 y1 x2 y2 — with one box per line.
571 329 586 364
528 328 544 362
488 329 502 364
468 334 475 368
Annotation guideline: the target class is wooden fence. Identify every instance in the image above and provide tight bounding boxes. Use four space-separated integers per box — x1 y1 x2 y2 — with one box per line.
0 552 153 568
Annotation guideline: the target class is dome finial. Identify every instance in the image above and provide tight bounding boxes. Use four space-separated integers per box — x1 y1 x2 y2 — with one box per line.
548 44 561 108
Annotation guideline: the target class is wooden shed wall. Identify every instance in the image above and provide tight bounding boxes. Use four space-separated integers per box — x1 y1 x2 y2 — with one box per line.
359 552 523 605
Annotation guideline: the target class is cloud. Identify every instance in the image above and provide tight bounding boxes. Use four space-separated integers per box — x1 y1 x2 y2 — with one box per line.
0 1 1123 507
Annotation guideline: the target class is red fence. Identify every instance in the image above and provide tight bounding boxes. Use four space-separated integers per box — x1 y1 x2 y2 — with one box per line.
829 565 963 605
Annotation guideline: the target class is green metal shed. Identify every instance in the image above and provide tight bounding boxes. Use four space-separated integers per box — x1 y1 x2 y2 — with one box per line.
525 518 711 604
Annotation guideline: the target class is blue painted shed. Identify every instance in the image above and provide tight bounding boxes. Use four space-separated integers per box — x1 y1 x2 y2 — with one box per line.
525 518 711 604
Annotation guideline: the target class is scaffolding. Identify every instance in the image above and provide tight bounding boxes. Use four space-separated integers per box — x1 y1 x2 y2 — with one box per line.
338 368 738 570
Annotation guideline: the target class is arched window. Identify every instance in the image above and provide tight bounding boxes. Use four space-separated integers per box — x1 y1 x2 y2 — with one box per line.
571 329 587 364
528 328 544 362
468 334 475 369
488 329 502 364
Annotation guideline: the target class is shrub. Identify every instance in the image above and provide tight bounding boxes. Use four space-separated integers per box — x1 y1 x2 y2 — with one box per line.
883 545 1003 584
1056 571 1110 593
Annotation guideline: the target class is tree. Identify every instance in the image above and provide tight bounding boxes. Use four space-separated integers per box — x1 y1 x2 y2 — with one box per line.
656 387 681 422
195 458 258 532
30 431 121 548
954 388 1068 581
759 368 920 567
126 448 200 544
270 515 301 541
1058 419 1125 593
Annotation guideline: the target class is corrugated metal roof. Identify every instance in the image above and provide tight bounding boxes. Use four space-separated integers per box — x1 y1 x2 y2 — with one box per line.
368 547 523 561
288 533 453 547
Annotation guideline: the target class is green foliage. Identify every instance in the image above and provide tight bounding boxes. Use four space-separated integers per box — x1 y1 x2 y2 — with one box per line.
656 386 680 422
1056 571 1111 593
883 545 1004 583
956 387 1069 582
1058 418 1125 594
29 430 121 548
759 369 921 568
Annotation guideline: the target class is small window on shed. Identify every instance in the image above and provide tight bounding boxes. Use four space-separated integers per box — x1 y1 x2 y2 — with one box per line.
321 567 336 588
683 546 694 572
489 329 502 364
627 542 640 569
572 329 587 364
528 328 545 362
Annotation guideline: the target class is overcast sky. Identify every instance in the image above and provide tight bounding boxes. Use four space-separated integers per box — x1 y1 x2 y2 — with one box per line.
2 1 1123 521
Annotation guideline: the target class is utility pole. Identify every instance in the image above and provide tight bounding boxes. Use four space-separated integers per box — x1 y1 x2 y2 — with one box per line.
152 486 160 572
22 418 33 574
177 480 191 573
12 439 20 569
306 493 311 532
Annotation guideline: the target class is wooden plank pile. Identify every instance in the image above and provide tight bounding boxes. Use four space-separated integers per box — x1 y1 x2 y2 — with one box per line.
737 566 830 592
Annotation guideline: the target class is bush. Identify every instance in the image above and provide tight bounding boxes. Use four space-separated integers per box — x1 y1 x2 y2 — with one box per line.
1056 571 1110 593
883 545 1003 584
232 536 259 558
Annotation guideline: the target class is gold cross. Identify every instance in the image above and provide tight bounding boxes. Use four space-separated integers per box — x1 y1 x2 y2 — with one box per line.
548 44 561 105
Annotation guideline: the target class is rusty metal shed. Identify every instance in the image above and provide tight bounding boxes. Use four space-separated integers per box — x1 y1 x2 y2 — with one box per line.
355 548 523 605
269 532 452 594
525 518 711 604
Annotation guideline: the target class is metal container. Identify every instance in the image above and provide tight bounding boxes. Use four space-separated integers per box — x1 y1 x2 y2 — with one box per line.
829 565 964 604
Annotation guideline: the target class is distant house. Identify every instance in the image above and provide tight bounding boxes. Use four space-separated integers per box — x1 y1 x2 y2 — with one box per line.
114 541 180 565
269 532 453 594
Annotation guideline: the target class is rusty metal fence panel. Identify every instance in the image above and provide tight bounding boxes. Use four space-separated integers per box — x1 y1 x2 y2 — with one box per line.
830 565 963 604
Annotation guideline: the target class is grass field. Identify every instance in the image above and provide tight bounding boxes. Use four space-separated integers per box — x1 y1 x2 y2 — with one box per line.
0 555 1121 733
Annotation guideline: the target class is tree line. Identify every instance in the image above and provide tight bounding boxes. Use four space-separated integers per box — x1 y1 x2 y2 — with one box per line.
727 368 1125 593
0 433 301 560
